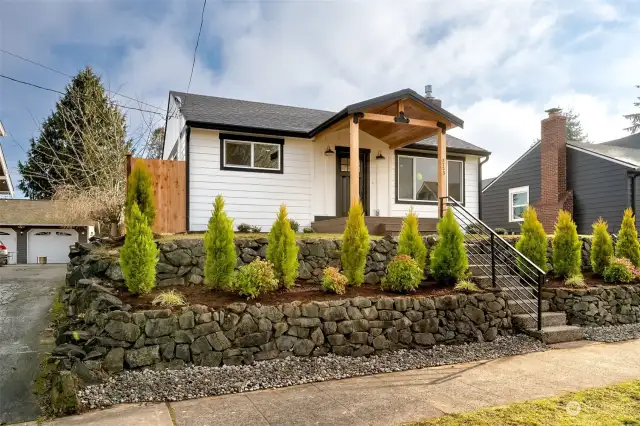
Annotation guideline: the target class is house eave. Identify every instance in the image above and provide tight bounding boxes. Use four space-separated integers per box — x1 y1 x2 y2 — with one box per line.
186 120 311 139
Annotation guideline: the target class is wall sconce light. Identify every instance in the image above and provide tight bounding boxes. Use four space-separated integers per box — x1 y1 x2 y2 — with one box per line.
376 150 386 160
324 145 335 156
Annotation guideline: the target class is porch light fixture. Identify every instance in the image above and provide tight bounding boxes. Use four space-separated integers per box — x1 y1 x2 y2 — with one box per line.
376 151 385 160
324 145 334 156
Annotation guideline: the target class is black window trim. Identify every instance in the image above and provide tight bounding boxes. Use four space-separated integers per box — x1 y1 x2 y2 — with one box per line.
394 150 466 206
219 133 284 174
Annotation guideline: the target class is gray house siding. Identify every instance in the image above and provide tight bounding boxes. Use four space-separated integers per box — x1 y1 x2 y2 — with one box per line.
567 147 631 234
481 145 541 232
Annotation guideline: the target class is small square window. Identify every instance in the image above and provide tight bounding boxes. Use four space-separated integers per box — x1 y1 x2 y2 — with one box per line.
509 186 529 222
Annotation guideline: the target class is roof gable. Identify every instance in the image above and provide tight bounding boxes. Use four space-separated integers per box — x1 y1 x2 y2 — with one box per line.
0 144 13 198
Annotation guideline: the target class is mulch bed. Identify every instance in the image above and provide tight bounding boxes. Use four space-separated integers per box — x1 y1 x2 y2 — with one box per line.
118 280 462 311
544 272 637 289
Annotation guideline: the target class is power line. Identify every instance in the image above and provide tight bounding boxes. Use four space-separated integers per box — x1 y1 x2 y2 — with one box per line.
0 48 165 112
0 74 165 116
187 0 207 93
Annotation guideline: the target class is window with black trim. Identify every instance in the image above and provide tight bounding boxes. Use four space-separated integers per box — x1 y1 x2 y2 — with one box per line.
396 153 464 203
221 134 283 173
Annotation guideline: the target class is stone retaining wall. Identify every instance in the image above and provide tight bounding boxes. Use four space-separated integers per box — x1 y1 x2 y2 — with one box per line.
543 285 640 326
54 275 511 376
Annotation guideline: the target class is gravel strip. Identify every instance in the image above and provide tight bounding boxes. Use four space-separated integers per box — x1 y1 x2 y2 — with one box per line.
79 335 546 408
584 323 640 342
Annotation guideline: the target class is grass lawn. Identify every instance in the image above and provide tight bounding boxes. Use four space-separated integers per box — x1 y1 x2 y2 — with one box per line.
158 232 383 242
411 380 640 426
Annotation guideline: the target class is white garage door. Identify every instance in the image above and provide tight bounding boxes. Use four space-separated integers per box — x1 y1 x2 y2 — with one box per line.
28 228 78 264
0 228 17 265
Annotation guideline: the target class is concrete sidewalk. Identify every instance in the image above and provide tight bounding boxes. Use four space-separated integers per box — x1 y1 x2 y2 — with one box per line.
25 339 640 426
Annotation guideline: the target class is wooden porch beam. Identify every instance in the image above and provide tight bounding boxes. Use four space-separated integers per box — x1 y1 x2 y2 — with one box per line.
437 126 447 217
361 113 438 128
398 99 405 115
350 114 360 207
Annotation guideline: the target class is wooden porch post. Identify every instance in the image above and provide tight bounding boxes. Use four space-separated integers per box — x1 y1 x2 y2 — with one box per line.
350 114 360 207
437 125 447 217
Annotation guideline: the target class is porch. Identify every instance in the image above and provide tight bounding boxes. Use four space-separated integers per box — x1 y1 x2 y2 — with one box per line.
311 216 439 236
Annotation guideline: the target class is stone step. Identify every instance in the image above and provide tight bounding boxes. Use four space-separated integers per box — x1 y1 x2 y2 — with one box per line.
469 265 512 276
508 299 549 315
524 325 585 344
499 285 539 299
513 312 567 329
473 275 521 290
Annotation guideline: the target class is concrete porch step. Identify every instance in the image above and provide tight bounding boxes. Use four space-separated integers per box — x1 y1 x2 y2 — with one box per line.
524 325 585 344
513 312 567 329
508 299 549 315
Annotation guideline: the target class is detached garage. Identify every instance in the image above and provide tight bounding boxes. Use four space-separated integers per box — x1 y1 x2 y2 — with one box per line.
0 200 94 264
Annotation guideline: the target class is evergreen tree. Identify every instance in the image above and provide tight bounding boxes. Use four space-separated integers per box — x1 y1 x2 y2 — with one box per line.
18 66 128 199
590 218 613 276
429 208 468 284
552 210 581 278
624 85 640 134
616 208 640 267
341 202 370 286
533 107 589 144
145 127 165 159
120 203 158 294
126 160 156 226
204 195 236 289
397 208 427 270
515 206 548 273
266 204 299 288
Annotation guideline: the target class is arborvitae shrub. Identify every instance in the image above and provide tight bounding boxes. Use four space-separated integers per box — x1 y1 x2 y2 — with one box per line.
126 160 156 226
266 204 299 288
120 203 158 294
429 207 468 284
321 267 348 295
233 259 278 298
381 254 422 293
204 195 236 290
590 218 613 276
398 208 427 271
341 202 370 286
616 208 640 267
552 210 581 278
515 206 548 273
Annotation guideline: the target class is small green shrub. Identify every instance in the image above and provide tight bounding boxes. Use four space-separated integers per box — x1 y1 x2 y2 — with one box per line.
381 254 422 293
237 223 252 233
266 204 299 288
564 275 586 288
603 257 636 283
250 225 262 233
204 195 236 290
430 208 469 285
591 218 613 276
398 208 427 270
494 227 507 235
321 267 348 294
552 210 581 278
152 290 187 307
51 294 67 326
289 219 300 233
616 208 640 267
303 227 314 234
233 259 278 298
341 202 370 286
466 223 484 234
454 279 481 293
120 203 159 294
125 160 156 226
515 206 547 273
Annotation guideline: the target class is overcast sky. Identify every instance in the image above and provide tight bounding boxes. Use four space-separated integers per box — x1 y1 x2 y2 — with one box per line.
1 0 639 198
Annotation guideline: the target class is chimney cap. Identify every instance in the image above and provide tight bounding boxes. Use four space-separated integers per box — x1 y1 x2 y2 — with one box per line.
545 107 563 117
425 84 433 99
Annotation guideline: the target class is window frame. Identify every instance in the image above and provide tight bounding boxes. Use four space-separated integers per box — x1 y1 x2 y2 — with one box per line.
508 185 529 222
394 151 465 205
220 133 284 174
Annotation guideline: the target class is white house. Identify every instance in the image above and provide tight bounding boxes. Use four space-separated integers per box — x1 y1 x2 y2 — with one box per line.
162 88 490 233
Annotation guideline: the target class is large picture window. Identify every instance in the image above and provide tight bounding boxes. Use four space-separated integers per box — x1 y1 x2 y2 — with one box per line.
396 153 464 203
220 134 283 173
509 186 529 222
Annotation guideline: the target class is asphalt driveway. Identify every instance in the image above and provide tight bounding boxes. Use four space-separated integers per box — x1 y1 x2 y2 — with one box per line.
0 264 66 424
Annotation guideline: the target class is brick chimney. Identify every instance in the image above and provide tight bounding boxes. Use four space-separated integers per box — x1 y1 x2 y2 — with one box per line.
537 108 573 232
424 85 442 108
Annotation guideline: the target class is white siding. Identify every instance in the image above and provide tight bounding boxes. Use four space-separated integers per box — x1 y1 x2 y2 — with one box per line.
163 94 186 160
189 129 314 231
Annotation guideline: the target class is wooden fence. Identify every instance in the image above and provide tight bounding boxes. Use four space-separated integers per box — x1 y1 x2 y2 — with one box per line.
127 155 186 234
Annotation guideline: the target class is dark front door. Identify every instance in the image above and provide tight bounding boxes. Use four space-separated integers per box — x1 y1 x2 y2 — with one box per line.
336 148 369 217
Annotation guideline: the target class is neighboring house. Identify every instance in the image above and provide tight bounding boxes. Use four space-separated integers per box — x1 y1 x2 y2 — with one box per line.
0 200 94 264
0 120 13 199
482 108 640 234
162 88 490 233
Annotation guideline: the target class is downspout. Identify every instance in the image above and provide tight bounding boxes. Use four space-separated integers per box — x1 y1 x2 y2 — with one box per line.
478 156 490 220
628 169 640 217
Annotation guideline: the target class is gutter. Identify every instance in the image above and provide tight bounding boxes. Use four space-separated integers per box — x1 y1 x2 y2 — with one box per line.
478 156 490 220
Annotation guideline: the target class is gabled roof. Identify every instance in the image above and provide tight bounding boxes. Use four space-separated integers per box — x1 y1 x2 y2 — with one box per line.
482 177 495 189
568 141 640 168
600 132 640 149
409 134 490 156
0 200 92 226
482 141 541 192
0 143 14 198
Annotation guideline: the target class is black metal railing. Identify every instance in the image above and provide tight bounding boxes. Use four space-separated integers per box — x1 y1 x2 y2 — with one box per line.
439 196 546 330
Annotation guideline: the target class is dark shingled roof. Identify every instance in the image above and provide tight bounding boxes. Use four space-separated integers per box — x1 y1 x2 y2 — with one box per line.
482 177 495 189
568 141 640 168
0 200 92 226
409 134 490 156
600 133 640 149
